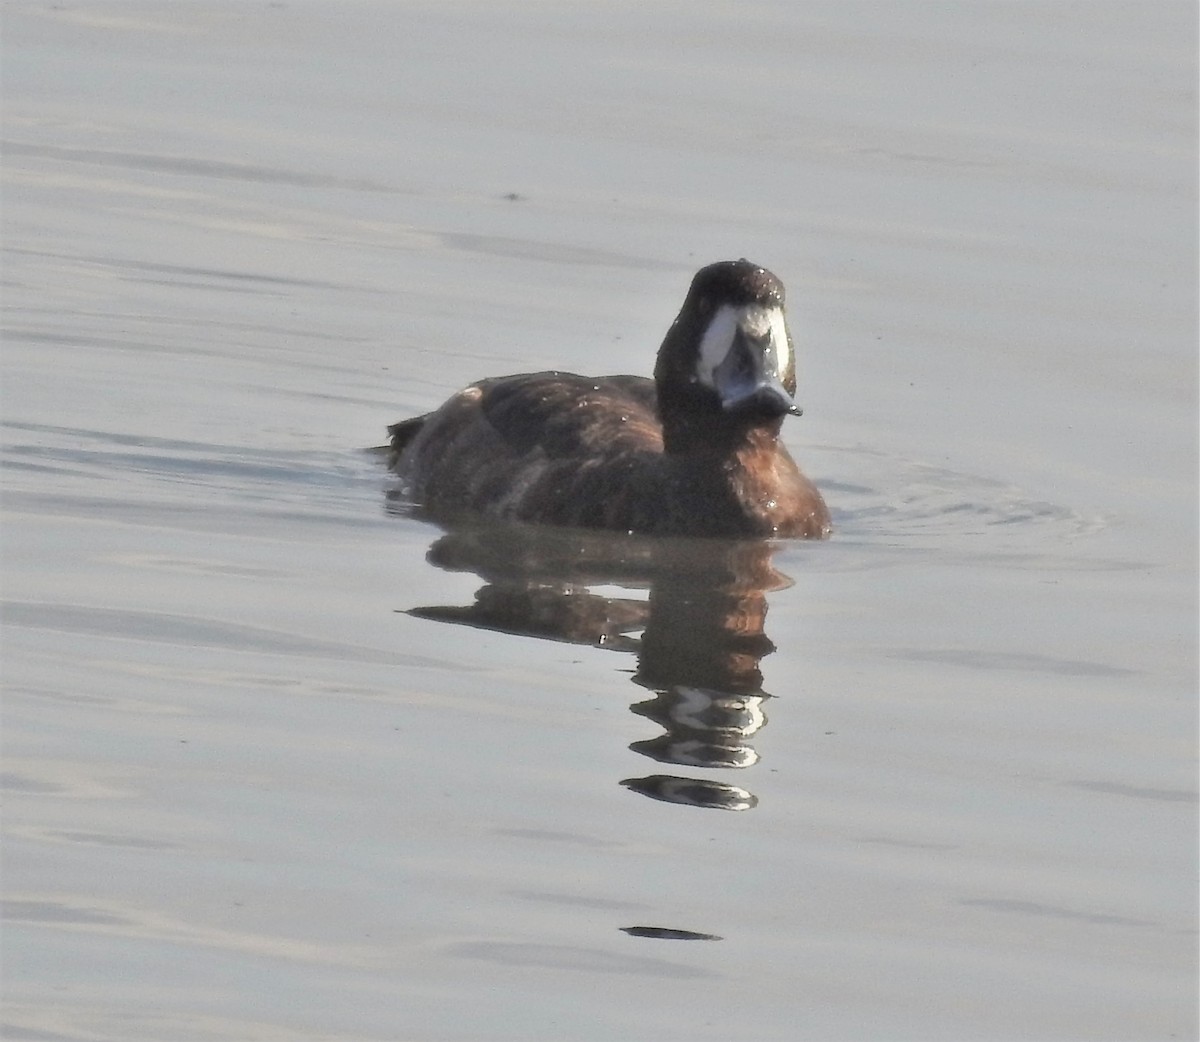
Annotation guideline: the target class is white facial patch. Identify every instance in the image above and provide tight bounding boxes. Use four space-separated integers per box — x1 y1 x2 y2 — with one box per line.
695 304 791 388
767 306 792 376
696 305 739 389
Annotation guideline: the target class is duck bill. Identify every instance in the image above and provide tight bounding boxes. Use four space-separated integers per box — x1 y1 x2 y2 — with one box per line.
714 330 802 418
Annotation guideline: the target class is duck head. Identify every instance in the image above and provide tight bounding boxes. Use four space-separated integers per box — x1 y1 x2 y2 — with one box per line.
655 260 801 451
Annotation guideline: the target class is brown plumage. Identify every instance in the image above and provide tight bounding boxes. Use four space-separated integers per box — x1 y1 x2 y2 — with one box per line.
387 260 831 538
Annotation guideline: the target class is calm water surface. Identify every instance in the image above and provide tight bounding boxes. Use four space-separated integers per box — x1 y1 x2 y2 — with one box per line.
2 3 1196 1040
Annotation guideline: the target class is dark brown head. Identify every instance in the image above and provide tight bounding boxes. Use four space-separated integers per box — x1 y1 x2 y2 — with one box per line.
654 260 800 452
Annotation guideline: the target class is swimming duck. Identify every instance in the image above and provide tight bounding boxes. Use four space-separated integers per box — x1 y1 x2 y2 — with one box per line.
387 259 831 538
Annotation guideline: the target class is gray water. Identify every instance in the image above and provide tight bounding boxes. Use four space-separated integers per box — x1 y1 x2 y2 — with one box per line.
2 3 1196 1040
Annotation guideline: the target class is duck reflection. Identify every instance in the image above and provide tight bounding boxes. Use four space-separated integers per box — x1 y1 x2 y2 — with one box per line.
406 522 792 811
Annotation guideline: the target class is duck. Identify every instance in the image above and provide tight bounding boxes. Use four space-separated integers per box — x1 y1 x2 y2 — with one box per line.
386 259 831 539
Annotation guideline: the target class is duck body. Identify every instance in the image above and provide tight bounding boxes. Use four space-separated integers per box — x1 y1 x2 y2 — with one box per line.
388 261 831 539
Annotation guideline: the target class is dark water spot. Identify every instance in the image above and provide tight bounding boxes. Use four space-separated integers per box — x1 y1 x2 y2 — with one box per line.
621 926 723 941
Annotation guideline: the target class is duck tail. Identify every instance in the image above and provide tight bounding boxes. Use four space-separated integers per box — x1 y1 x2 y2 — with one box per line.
383 415 425 469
